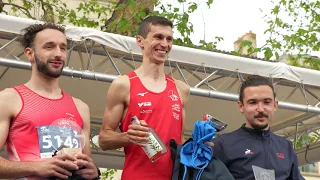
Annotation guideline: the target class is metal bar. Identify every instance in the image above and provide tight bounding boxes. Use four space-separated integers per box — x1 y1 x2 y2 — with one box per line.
304 88 320 106
185 68 216 90
119 57 136 70
194 70 218 88
299 84 310 105
0 36 19 51
225 78 238 92
92 57 109 71
284 85 299 101
207 76 225 83
167 67 177 76
101 45 121 75
0 45 21 61
175 62 188 85
0 67 9 80
2 58 320 115
66 41 79 67
285 122 320 139
77 50 85 70
86 41 95 71
271 113 317 132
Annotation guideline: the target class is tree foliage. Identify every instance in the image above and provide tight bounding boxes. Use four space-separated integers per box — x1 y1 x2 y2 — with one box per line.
0 0 220 49
263 0 319 69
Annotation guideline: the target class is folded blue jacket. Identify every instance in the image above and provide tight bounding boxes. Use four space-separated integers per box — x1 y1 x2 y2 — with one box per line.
180 120 216 180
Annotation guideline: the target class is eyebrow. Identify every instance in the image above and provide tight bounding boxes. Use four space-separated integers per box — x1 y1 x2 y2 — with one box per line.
247 98 273 102
43 41 67 47
153 34 173 39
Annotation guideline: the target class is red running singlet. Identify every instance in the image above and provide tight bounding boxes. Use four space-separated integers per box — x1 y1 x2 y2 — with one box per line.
120 71 183 180
6 85 83 180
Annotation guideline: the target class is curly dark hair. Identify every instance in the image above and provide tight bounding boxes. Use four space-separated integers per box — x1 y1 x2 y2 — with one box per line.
138 15 173 38
20 23 65 49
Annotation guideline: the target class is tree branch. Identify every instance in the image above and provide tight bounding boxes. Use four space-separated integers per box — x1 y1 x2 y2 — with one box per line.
1 2 35 19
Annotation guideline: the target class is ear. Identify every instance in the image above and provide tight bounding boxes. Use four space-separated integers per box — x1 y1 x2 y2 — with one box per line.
274 98 279 112
136 35 144 49
24 47 35 64
238 101 244 114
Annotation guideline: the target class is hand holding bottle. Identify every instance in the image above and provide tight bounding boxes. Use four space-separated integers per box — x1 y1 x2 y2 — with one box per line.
127 118 149 147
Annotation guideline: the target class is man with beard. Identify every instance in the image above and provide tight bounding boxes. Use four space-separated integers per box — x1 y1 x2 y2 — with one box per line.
0 24 100 180
212 75 304 180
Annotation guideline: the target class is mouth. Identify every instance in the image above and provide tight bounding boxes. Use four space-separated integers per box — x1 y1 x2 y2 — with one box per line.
49 61 64 68
155 49 168 54
254 115 268 121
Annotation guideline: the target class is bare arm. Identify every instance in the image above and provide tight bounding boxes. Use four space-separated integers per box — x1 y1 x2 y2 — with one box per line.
176 80 190 144
0 88 36 178
99 76 131 150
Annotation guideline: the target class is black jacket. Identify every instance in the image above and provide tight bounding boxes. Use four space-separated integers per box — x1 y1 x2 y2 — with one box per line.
212 124 305 180
170 139 234 180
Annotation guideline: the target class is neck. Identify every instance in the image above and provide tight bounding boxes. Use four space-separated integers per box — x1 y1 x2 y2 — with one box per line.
136 60 165 82
26 71 60 94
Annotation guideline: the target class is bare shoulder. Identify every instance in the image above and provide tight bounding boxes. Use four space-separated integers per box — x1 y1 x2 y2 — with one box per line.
0 88 21 107
174 79 190 105
175 80 190 94
0 88 21 118
0 88 20 99
107 75 130 101
72 97 89 113
110 75 130 91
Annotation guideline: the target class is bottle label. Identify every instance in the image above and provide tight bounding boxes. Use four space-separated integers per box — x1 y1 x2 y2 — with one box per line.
142 132 163 158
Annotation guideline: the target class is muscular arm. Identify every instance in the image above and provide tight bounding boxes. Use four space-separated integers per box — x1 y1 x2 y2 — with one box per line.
176 80 190 144
99 76 131 150
0 88 37 178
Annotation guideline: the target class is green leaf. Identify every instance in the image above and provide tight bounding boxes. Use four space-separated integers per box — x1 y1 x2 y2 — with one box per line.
263 47 273 60
174 8 180 12
275 52 280 60
188 3 198 13
272 5 280 14
128 0 136 7
116 3 126 10
207 0 214 7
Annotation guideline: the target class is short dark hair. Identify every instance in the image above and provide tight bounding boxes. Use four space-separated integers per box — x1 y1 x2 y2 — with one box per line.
239 75 276 103
138 15 173 38
20 23 65 49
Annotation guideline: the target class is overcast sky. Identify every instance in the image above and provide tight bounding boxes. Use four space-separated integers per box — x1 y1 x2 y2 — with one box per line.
158 0 320 58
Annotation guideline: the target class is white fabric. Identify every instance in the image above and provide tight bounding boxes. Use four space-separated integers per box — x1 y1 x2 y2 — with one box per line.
0 14 319 87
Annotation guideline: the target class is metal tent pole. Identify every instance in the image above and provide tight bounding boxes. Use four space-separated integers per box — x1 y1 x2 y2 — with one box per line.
1 57 320 114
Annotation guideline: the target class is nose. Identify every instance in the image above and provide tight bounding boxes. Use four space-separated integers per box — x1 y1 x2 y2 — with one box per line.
257 102 265 112
160 39 168 47
54 46 64 59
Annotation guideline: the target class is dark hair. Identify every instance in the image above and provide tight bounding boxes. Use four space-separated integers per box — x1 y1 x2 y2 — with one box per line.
20 23 65 49
138 15 173 38
239 75 276 103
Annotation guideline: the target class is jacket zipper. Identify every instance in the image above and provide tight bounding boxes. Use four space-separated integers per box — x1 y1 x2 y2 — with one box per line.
262 138 268 168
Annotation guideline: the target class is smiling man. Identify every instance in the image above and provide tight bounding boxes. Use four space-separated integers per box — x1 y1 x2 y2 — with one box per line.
0 23 99 180
99 16 190 180
212 75 304 180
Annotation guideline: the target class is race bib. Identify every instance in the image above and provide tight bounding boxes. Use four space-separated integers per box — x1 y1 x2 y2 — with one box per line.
252 165 275 180
37 125 81 159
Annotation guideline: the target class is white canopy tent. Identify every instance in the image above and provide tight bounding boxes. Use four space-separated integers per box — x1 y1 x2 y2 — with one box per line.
0 14 320 169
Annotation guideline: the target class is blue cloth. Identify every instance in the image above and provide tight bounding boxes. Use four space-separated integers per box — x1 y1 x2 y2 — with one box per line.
180 120 217 180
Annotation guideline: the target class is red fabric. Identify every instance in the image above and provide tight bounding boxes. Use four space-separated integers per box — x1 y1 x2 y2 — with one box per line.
6 85 83 163
120 71 183 180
